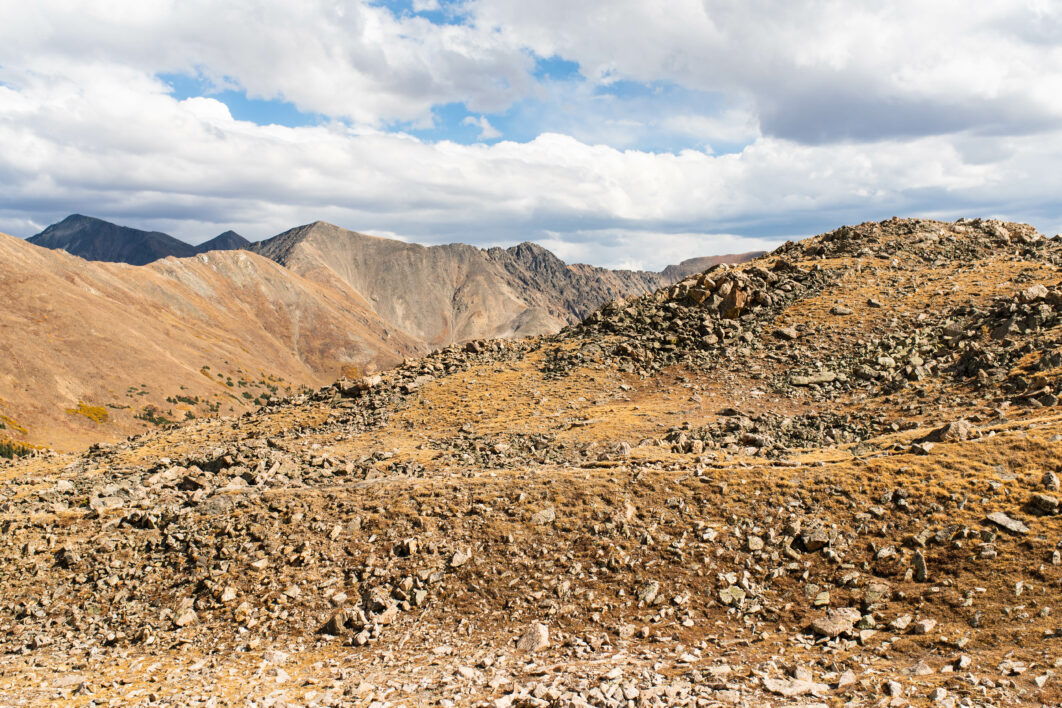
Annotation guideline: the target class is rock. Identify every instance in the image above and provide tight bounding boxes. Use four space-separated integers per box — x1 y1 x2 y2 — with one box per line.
718 585 745 606
836 669 857 689
810 607 861 637
450 549 472 568
791 372 837 386
910 442 935 456
773 327 800 341
913 551 928 582
174 609 198 628
867 297 883 308
762 677 828 698
829 305 854 315
800 527 830 552
929 687 948 701
1044 471 1061 491
920 420 972 443
911 618 937 635
637 580 661 605
320 612 348 635
1030 493 1059 515
530 507 556 525
746 535 764 551
986 511 1030 535
1020 284 1049 303
889 614 912 632
516 623 549 653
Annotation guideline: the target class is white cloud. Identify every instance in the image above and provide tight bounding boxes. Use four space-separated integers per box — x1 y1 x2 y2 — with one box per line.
0 0 536 126
461 115 502 140
0 1 1061 263
469 0 1062 142
3 60 1062 265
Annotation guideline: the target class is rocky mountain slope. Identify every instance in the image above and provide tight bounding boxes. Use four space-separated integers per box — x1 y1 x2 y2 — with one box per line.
28 215 249 265
0 232 422 451
250 222 671 345
0 216 1058 706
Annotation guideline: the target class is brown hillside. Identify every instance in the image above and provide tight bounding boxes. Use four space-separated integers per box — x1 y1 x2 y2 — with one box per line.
0 232 422 450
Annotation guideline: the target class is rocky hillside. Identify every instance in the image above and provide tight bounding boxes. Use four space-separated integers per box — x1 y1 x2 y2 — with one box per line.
0 217 1058 706
28 215 249 265
251 221 673 345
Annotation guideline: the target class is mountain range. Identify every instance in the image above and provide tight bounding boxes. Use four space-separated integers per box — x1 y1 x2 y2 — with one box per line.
3 215 760 448
28 214 251 265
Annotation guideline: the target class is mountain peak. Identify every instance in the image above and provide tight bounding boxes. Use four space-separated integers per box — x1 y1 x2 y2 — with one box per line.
28 214 196 265
196 230 250 253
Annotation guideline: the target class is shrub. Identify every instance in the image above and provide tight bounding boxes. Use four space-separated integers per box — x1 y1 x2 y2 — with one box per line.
66 402 109 424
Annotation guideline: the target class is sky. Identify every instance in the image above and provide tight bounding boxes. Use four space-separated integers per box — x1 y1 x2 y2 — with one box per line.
0 1 1061 270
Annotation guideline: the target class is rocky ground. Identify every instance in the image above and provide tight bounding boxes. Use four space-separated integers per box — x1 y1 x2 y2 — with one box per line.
0 217 1060 706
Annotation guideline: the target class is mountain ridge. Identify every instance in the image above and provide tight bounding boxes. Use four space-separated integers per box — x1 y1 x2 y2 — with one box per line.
28 215 250 265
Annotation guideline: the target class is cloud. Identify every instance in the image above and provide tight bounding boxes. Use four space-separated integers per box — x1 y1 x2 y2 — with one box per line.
0 0 536 126
469 0 1062 143
3 59 1062 268
0 1 1060 264
461 115 502 140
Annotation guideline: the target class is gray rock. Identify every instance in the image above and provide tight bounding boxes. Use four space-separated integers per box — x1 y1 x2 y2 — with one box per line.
810 607 861 637
516 623 549 653
913 551 928 582
986 511 1030 535
1030 493 1059 515
530 507 556 525
762 677 828 698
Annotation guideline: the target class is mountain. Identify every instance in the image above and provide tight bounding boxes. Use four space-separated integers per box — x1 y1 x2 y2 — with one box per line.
6 215 761 447
0 231 422 450
28 216 250 265
195 229 251 253
1 217 1058 705
250 221 667 345
659 250 763 281
28 214 196 265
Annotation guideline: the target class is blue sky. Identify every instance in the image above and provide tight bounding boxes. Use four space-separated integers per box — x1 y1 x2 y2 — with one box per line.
1 0 1061 269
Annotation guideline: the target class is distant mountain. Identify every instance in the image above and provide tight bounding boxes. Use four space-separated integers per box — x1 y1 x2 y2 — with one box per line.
196 230 250 253
659 251 764 282
28 215 249 265
29 214 196 265
251 221 669 345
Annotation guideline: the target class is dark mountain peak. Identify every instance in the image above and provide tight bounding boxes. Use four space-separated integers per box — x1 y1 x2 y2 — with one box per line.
196 230 250 254
29 214 196 266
